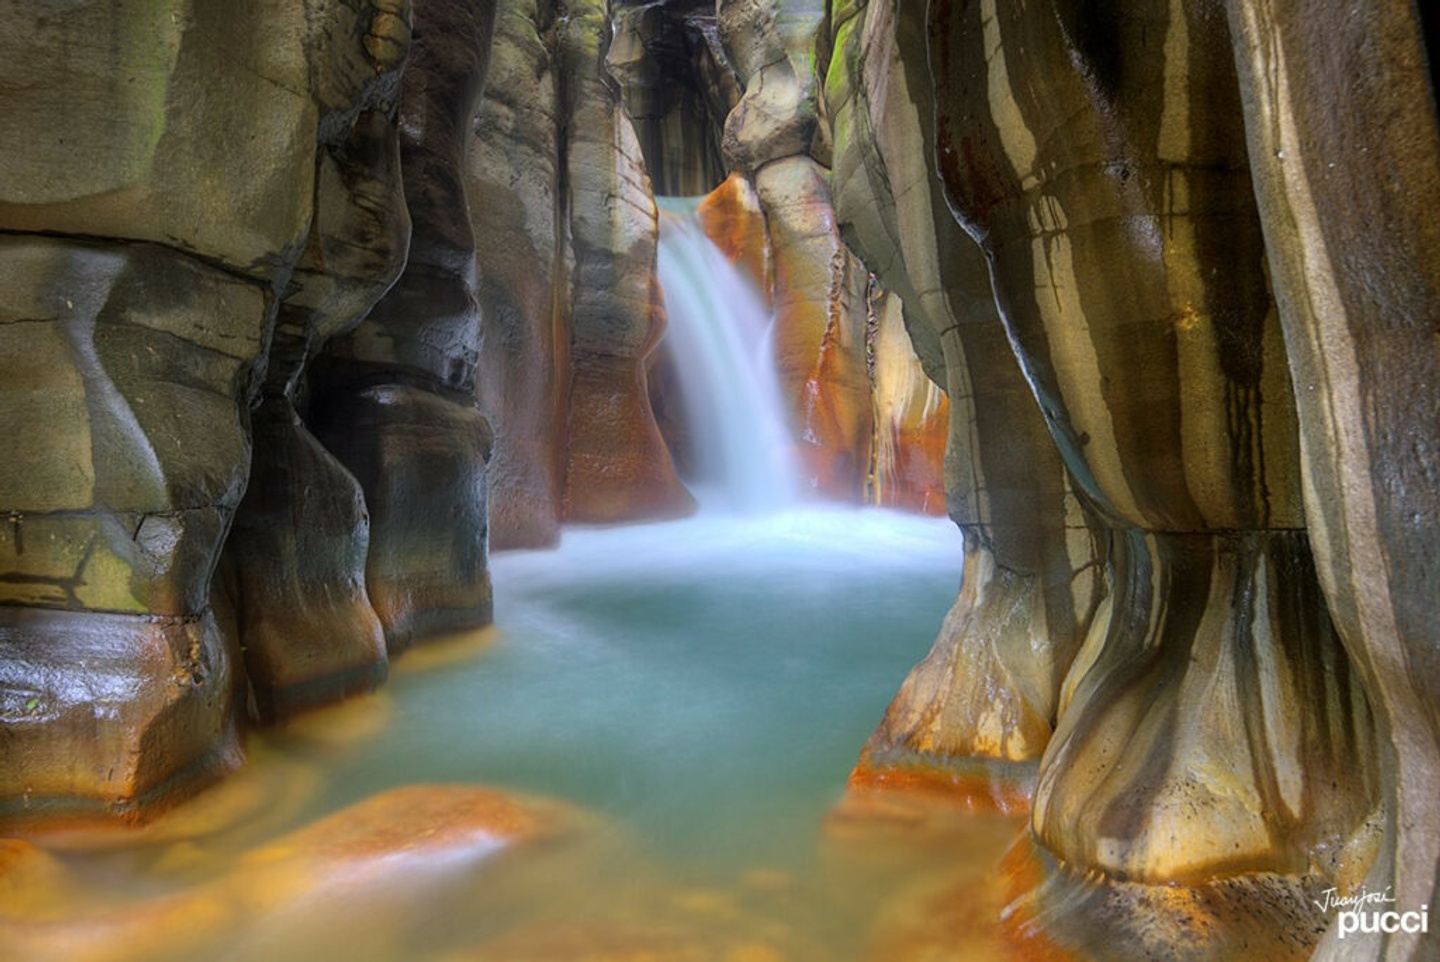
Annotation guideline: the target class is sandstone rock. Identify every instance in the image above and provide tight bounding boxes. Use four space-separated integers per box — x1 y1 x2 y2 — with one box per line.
0 0 422 814
755 158 873 499
824 0 1099 775
0 234 268 816
718 0 829 173
469 0 569 550
314 386 494 652
1224 1 1440 954
609 0 740 196
224 1 412 720
313 0 500 649
0 607 238 825
927 0 1376 883
866 290 947 515
558 0 695 523
695 172 773 299
226 404 390 720
0 0 317 280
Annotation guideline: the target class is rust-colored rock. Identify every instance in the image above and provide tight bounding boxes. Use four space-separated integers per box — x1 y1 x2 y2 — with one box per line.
558 0 695 524
695 172 773 299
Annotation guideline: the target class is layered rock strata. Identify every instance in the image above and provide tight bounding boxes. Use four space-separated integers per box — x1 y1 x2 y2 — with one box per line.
925 0 1376 887
716 0 877 499
0 0 421 816
470 0 694 539
558 0 696 524
823 0 1102 777
609 0 740 196
1224 1 1440 955
311 0 499 653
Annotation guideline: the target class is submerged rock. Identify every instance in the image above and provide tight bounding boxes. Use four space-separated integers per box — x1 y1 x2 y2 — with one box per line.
0 785 583 962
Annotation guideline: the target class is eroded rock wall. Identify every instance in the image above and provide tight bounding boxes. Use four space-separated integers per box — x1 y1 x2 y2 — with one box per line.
823 0 1101 776
469 0 570 550
0 0 419 816
311 0 499 654
716 0 877 500
1224 1 1440 955
609 0 740 196
559 0 695 524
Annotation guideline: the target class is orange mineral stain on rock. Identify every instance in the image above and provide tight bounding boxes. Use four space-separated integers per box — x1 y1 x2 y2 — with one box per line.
841 760 1032 819
0 785 579 962
696 173 773 301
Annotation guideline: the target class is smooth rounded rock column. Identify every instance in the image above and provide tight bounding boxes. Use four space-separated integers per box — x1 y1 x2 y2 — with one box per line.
928 0 1377 885
825 0 1102 779
312 0 500 652
1225 1 1440 955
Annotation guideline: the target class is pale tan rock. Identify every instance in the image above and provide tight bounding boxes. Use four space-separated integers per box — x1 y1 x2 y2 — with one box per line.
1224 1 1440 955
558 0 694 523
824 0 1099 772
470 0 569 549
926 0 1376 884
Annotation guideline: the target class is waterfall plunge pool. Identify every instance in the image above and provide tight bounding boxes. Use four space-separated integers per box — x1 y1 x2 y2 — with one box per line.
6 508 1032 961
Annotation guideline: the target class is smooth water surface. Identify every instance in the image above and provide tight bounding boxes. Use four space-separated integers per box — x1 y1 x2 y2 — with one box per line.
326 508 964 877
5 509 1032 962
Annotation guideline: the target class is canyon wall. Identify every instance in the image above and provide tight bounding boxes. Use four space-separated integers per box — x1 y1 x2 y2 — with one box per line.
1223 2 1440 955
824 0 1102 781
470 0 694 546
0 0 432 818
825 0 1438 955
0 0 696 819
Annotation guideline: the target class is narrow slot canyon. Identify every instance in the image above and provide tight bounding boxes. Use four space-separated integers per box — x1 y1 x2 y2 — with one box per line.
1 2 1437 961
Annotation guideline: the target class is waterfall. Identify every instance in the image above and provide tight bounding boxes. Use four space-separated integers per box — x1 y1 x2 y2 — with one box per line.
655 197 800 513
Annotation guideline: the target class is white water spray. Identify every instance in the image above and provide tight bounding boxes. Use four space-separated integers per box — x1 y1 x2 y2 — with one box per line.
656 197 800 513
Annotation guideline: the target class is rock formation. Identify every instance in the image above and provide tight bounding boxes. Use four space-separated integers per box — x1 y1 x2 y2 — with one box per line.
224 7 412 721
311 0 499 653
825 0 1101 779
3 0 1437 956
925 0 1376 887
1224 2 1440 955
469 0 570 550
609 0 741 196
558 0 696 525
717 0 877 499
0 0 425 817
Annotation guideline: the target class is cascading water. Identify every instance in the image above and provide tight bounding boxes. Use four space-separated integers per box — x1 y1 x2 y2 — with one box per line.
655 197 801 512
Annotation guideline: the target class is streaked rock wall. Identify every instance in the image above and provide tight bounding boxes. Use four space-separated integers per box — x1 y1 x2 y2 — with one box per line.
1224 1 1440 955
0 0 426 816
